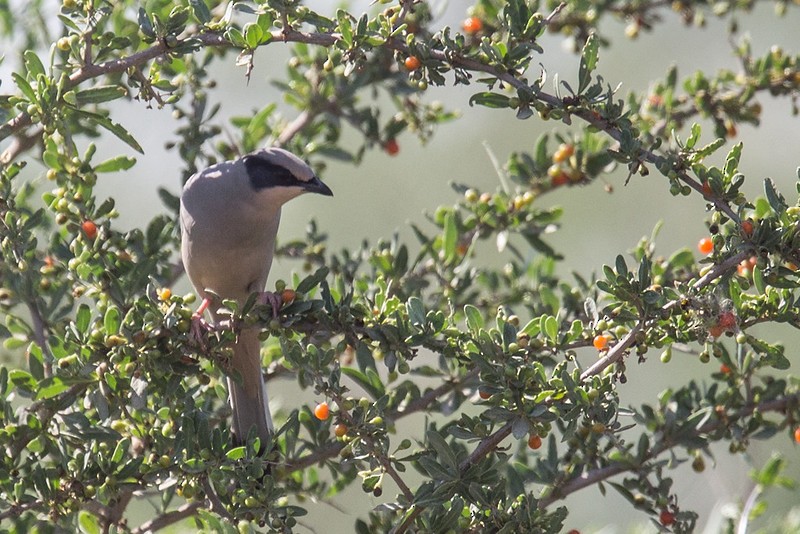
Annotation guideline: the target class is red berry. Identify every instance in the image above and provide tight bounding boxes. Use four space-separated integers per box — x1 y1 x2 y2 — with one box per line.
701 181 713 197
660 509 676 526
527 434 542 450
334 423 348 437
697 237 713 255
551 171 570 188
81 220 98 240
384 139 399 156
404 56 421 71
462 16 483 34
717 311 737 330
741 219 754 237
314 402 330 421
478 389 491 400
720 364 732 374
708 324 725 339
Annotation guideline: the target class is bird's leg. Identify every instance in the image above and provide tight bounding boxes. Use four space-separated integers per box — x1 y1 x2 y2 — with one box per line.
257 291 283 318
190 297 213 349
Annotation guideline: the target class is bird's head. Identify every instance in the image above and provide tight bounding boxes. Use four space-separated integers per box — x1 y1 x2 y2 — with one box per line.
242 147 333 206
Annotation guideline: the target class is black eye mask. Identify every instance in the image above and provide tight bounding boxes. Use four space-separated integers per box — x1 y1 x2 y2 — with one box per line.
243 155 299 191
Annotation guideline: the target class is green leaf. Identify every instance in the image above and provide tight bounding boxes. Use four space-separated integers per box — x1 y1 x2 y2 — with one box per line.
35 377 71 400
75 85 127 105
543 315 558 344
685 123 701 150
337 9 353 46
342 366 384 398
95 155 136 173
243 22 263 49
577 33 598 92
753 454 784 486
468 92 510 109
427 429 458 471
137 8 155 39
76 303 91 333
296 266 329 294
78 510 101 534
12 72 37 103
763 178 787 214
225 446 246 460
73 110 143 153
406 297 426 329
23 50 46 79
464 305 484 332
190 0 211 23
753 265 765 294
104 306 121 334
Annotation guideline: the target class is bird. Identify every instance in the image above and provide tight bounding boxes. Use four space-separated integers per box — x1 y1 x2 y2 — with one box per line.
179 147 333 445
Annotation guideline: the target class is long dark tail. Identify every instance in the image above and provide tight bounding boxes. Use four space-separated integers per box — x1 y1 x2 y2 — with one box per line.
228 327 273 445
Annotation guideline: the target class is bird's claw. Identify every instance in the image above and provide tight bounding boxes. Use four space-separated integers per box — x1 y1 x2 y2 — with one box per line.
189 313 212 350
257 291 283 319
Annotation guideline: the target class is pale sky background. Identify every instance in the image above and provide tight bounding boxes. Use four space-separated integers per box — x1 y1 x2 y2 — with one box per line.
1 1 799 532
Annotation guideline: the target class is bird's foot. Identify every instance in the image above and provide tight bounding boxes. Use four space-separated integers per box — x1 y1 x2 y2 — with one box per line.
257 291 283 319
189 297 213 349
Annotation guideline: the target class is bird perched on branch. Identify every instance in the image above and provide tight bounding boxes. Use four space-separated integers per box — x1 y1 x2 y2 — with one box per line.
180 147 333 444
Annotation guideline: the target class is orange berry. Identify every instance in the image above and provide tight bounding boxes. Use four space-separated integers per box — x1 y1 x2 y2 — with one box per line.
81 220 98 240
660 510 676 526
720 364 732 374
280 288 296 304
158 288 171 301
404 56 421 71
794 427 800 443
384 139 399 156
527 434 542 450
462 16 483 34
314 402 330 421
334 423 348 437
697 237 713 255
592 334 610 350
737 256 757 277
741 219 754 237
552 144 575 163
478 389 491 400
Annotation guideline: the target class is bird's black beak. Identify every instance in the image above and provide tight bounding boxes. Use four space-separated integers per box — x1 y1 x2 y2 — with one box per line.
303 175 333 197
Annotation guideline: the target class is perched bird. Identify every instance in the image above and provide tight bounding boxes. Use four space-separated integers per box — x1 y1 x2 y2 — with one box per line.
180 147 333 444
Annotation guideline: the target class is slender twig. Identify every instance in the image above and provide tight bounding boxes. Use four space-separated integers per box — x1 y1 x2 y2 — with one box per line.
580 321 643 381
537 393 800 508
396 368 480 417
275 110 314 147
130 501 203 534
0 126 42 164
0 499 44 521
544 2 567 25
458 421 514 473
